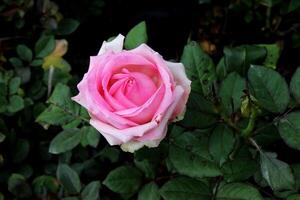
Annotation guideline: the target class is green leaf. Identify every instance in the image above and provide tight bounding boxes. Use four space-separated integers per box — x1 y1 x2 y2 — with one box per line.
160 177 210 200
216 57 226 80
80 126 100 148
57 19 80 35
8 173 32 198
82 181 101 200
219 72 246 114
9 57 23 68
292 163 300 190
62 197 79 200
288 0 300 12
7 95 24 113
43 57 71 72
17 164 33 179
275 190 297 199
292 32 300 48
103 166 143 196
180 109 217 128
222 158 257 182
125 21 148 49
278 112 300 150
224 46 247 75
180 93 217 128
63 119 81 129
134 158 156 179
221 146 258 182
9 77 21 95
221 145 259 182
0 83 7 113
35 35 56 58
216 182 264 200
138 182 160 200
290 67 300 102
36 106 75 126
49 129 82 154
48 83 75 107
56 164 81 194
134 145 167 179
260 43 280 69
33 175 59 198
254 170 269 188
98 146 120 163
260 152 295 191
30 58 43 67
248 65 290 113
288 194 300 200
169 131 222 178
187 92 216 114
254 124 281 146
36 84 82 127
209 125 235 165
17 44 33 62
223 45 266 76
180 41 216 95
15 66 31 84
12 139 30 163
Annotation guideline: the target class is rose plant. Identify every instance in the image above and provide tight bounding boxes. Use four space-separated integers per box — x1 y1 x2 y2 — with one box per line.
1 1 300 198
35 21 300 199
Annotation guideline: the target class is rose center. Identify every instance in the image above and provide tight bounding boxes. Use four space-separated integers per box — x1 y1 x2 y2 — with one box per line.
109 68 157 107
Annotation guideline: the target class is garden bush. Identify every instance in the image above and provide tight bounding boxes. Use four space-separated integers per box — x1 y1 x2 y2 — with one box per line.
1 0 300 199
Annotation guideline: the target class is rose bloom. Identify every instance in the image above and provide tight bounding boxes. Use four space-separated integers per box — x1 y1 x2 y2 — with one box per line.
72 34 191 152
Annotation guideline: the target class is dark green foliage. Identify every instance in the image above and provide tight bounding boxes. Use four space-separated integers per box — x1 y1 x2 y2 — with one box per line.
1 0 300 199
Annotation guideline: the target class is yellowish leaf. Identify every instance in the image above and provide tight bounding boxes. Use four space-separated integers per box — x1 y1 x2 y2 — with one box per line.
42 39 70 71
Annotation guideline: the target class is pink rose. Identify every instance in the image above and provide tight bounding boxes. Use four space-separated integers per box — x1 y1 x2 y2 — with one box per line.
72 34 191 152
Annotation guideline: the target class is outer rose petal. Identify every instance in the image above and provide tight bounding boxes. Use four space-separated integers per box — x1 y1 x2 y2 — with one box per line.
166 61 191 120
90 117 158 145
98 34 124 55
120 86 185 152
120 140 160 153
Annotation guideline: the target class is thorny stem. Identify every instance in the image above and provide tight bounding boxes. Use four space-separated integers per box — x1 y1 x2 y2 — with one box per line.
211 176 223 200
47 65 55 98
241 109 257 138
223 116 240 132
249 137 262 153
0 36 25 42
213 104 241 133
266 5 272 30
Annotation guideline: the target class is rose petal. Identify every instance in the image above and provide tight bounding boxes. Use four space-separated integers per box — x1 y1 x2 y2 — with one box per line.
166 61 191 120
129 44 175 119
101 52 155 75
98 34 125 55
114 85 164 124
122 71 157 105
72 64 138 129
136 86 184 142
119 86 184 152
90 117 158 145
120 140 160 153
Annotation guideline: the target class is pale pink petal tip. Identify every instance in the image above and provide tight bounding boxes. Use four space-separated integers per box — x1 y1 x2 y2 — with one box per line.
98 34 125 55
